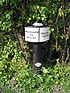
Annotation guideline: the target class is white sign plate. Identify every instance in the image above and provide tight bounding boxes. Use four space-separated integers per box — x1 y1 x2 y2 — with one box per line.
25 26 50 42
25 27 39 42
40 27 50 42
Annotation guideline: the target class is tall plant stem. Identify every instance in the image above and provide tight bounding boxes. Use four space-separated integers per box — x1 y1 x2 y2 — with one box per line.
55 6 62 51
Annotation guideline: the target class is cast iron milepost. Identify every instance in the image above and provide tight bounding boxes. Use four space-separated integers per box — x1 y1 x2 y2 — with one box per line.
25 22 50 74
33 43 42 74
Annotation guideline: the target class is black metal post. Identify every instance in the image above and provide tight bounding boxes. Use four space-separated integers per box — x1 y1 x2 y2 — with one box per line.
33 43 42 74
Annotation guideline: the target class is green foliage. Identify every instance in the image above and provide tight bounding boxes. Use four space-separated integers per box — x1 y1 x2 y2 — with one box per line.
11 64 70 93
0 39 26 85
27 5 48 24
0 1 14 31
0 0 70 92
0 83 15 93
0 0 27 32
0 0 70 63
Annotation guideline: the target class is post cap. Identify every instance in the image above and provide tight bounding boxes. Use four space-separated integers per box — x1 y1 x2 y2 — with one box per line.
33 21 43 27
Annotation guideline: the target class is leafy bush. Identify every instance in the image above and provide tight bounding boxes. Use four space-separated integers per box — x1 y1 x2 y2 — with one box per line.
11 64 70 93
0 0 70 93
0 0 70 64
0 39 26 85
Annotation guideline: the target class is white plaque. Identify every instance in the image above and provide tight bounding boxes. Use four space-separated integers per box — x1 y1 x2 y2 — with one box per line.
25 27 39 42
25 26 50 42
40 27 50 42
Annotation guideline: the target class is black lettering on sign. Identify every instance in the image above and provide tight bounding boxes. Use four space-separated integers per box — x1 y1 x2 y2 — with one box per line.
30 34 33 36
26 31 38 33
27 36 36 39
27 36 29 38
41 32 48 35
42 35 49 37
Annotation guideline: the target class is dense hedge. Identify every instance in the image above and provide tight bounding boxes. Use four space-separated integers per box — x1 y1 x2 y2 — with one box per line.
0 0 70 64
0 1 70 92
